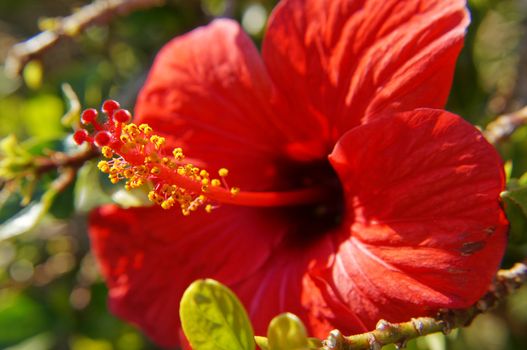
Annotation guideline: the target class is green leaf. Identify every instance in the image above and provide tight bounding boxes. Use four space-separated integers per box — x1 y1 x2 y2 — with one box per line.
0 292 47 345
254 336 269 350
74 162 113 212
180 279 255 350
0 187 57 241
22 60 43 90
4 333 54 350
267 313 309 350
307 338 323 349
502 187 527 217
201 0 226 16
504 160 513 183
519 171 527 186
422 333 446 350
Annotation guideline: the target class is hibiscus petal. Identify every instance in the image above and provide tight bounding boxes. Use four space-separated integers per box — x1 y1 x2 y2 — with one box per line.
89 204 287 347
134 19 287 190
319 109 508 331
263 0 469 142
230 232 340 337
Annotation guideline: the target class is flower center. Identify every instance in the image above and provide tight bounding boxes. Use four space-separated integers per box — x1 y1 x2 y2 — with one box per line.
276 158 345 247
74 100 338 216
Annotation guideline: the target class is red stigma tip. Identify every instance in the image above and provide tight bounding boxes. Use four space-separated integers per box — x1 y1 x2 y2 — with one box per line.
114 109 132 123
94 131 112 147
81 108 98 125
73 129 89 145
102 100 120 117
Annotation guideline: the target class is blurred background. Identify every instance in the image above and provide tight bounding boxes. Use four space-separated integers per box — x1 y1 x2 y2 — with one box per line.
0 0 527 349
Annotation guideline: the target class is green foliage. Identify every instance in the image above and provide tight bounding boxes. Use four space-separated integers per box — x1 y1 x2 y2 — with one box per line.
503 167 527 221
266 313 310 350
503 187 527 217
0 292 48 344
180 279 255 350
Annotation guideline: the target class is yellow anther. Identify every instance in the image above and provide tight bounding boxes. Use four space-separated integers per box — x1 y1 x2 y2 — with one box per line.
120 134 130 143
161 198 175 210
97 161 110 173
91 119 237 216
172 147 184 160
145 154 159 163
139 124 152 135
136 165 148 175
148 191 157 202
123 169 134 178
131 178 145 187
101 146 113 158
150 135 166 149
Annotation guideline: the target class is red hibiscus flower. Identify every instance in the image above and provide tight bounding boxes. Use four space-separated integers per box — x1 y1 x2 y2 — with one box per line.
87 0 508 347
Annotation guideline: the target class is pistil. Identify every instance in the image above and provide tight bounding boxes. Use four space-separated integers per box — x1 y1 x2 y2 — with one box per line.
74 100 328 215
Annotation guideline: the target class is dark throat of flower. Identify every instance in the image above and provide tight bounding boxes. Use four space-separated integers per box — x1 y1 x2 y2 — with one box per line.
73 100 335 216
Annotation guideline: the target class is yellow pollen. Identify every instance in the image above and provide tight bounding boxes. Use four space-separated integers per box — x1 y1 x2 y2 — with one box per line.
91 120 238 215
123 169 134 178
150 135 165 149
101 146 113 158
139 124 152 135
120 134 130 143
98 161 110 173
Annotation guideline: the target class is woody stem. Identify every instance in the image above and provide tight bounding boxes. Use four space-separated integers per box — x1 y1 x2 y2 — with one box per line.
323 260 527 350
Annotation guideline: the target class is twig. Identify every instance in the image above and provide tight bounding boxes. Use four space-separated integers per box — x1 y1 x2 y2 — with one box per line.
5 0 165 78
322 260 527 350
484 106 527 145
34 147 99 176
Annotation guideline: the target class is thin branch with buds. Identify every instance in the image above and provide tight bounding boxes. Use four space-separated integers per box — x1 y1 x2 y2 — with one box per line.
5 0 165 77
322 260 527 350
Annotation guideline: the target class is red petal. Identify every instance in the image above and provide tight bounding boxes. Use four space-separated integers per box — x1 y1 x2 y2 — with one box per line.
230 234 338 336
134 19 287 190
89 205 287 347
263 0 469 142
318 109 507 330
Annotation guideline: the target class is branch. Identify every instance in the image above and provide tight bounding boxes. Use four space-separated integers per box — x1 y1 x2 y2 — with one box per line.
323 260 527 350
5 0 165 78
34 147 99 176
484 106 527 145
